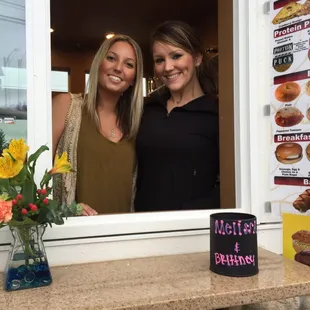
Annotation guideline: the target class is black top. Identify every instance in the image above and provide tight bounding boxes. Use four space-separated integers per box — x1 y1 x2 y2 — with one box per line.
135 92 220 212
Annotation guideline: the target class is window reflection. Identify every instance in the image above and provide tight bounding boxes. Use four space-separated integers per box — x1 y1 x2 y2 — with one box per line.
0 0 27 143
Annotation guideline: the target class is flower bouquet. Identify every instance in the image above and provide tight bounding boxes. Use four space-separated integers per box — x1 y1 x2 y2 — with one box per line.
0 138 82 291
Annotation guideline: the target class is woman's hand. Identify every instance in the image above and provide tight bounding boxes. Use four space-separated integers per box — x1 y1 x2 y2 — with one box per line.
80 203 98 216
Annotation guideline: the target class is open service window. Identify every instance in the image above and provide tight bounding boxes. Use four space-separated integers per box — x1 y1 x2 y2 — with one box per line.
0 0 277 266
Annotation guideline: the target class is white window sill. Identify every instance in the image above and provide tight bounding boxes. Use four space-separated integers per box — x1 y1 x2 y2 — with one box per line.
0 222 282 271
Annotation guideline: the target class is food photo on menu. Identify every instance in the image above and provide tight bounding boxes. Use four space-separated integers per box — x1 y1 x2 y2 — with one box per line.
272 0 310 25
292 229 310 266
270 75 310 188
283 212 310 267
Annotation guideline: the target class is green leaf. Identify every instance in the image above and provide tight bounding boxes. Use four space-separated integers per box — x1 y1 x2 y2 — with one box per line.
22 179 34 207
46 212 55 223
53 217 64 225
0 129 8 155
49 199 58 207
12 206 23 221
39 199 68 226
68 202 83 216
0 178 10 192
0 193 9 200
40 171 52 188
49 206 58 219
7 186 18 199
28 145 49 165
10 165 28 186
37 206 50 223
0 178 18 198
8 218 38 227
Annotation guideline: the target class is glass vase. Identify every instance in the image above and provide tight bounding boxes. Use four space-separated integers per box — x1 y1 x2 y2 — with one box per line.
4 224 52 291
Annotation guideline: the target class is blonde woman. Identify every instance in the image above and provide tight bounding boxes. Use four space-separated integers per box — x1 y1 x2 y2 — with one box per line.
52 34 144 216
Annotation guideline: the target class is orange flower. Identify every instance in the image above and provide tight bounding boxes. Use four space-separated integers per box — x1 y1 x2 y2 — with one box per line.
0 199 13 223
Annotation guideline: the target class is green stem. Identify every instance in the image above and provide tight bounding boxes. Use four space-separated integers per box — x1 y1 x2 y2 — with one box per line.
18 227 39 265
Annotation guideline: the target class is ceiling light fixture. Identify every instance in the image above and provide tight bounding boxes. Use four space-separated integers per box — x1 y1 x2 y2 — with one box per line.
106 33 115 39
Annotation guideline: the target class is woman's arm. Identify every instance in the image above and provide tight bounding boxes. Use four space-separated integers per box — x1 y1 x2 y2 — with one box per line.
80 203 98 216
52 94 98 216
52 93 71 157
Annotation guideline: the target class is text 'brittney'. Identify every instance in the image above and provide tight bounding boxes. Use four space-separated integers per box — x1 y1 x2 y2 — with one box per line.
215 253 255 266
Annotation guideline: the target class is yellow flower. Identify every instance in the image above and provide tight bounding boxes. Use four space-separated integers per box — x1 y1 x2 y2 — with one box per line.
3 138 29 162
49 152 72 175
0 153 23 178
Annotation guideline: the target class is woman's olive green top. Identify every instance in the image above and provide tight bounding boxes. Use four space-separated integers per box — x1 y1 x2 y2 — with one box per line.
76 109 136 214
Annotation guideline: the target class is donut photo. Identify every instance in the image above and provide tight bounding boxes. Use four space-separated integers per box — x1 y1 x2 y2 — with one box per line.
275 142 302 164
274 107 304 127
306 144 310 161
306 81 310 96
306 107 310 120
275 82 301 102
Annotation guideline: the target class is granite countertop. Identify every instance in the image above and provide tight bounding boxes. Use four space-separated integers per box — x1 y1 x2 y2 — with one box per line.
0 248 309 310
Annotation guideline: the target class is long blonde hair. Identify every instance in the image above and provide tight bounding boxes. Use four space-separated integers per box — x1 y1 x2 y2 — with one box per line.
84 34 144 139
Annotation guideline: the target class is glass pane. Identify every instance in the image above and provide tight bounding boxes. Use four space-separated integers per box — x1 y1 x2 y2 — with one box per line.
85 73 89 93
51 70 69 92
0 0 27 146
51 0 235 213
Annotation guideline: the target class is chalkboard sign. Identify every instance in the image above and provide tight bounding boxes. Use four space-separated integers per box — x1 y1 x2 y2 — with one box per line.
210 212 259 277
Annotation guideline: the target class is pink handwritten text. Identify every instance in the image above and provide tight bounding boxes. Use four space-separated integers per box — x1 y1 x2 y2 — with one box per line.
214 220 256 236
214 253 255 266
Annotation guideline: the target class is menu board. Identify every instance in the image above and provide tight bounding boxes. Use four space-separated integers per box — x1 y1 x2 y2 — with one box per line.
270 0 310 216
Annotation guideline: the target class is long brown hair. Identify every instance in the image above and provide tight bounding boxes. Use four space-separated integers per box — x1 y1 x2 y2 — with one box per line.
150 20 217 97
84 34 144 139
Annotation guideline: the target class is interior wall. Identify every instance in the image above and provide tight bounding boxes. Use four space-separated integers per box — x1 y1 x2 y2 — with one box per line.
51 17 219 94
51 49 95 94
218 0 236 208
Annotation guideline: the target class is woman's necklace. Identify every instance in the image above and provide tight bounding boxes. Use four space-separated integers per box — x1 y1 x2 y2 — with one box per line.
109 128 116 139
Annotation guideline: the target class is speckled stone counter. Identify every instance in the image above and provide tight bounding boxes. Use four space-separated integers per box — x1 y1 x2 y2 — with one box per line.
0 248 309 310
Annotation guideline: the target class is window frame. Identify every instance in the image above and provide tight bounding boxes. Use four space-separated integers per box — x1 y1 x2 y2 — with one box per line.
0 0 275 246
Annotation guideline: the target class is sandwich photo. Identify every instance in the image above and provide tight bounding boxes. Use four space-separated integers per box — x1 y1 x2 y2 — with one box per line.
275 142 303 164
